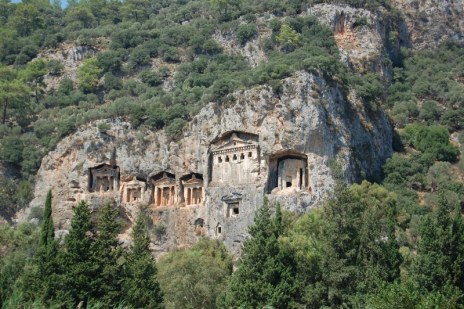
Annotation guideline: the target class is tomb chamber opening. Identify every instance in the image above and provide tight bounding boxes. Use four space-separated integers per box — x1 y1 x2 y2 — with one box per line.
151 172 177 207
121 177 146 204
267 151 309 193
209 131 260 186
180 173 204 206
88 164 120 193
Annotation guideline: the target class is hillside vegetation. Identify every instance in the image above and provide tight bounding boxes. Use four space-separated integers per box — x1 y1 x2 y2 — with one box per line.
1 0 464 307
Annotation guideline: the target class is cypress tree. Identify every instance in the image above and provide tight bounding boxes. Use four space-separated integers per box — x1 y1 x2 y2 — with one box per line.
222 200 298 308
123 214 163 308
40 190 55 247
21 190 60 305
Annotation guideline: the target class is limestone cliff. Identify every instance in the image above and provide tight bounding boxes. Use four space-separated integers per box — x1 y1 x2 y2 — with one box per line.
390 0 464 50
24 70 392 255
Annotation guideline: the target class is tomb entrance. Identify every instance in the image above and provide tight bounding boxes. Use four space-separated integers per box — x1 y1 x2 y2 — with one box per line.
121 177 146 204
151 172 177 207
222 192 242 218
181 173 204 206
88 164 120 193
267 151 309 193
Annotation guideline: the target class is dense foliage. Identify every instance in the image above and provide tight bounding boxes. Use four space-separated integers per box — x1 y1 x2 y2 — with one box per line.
1 199 165 308
1 0 464 307
2 181 464 307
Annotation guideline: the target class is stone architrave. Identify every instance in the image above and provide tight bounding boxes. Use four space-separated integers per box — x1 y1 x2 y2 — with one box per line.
152 172 177 207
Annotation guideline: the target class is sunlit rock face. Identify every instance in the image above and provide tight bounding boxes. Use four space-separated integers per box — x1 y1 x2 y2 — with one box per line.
23 71 392 255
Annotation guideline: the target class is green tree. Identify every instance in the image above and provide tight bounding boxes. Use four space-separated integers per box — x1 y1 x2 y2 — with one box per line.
8 3 44 36
92 202 123 306
158 238 232 309
20 59 47 104
77 57 103 93
40 190 55 248
311 181 402 307
222 201 298 308
20 190 61 305
0 223 40 307
411 193 464 292
60 200 96 306
276 23 301 53
0 66 30 124
123 214 163 308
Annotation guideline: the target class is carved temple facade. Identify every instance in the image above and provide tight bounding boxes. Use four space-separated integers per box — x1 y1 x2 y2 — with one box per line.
210 132 260 186
152 172 177 207
88 164 120 193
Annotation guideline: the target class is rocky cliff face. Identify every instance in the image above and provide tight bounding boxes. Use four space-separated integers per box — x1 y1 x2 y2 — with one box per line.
24 70 392 255
390 0 464 50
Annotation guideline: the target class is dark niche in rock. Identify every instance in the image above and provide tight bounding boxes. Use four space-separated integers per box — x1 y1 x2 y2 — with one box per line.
88 164 120 193
267 151 309 194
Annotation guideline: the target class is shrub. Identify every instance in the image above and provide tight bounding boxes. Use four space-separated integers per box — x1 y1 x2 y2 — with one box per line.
103 73 123 91
139 70 163 87
0 135 23 166
78 58 103 93
96 50 124 74
46 60 64 76
98 123 111 134
165 118 186 139
235 23 258 45
129 46 151 70
403 124 459 162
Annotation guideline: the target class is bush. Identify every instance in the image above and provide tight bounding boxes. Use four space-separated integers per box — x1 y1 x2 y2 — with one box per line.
165 118 186 139
139 70 163 87
103 73 122 91
46 60 64 76
129 46 151 70
96 50 124 74
402 124 459 162
78 58 103 93
0 135 23 166
235 23 258 45
98 123 111 134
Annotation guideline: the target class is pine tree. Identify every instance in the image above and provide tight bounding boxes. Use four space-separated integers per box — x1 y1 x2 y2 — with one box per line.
222 200 298 308
61 200 96 306
91 202 123 305
411 193 464 292
314 181 402 307
123 214 163 308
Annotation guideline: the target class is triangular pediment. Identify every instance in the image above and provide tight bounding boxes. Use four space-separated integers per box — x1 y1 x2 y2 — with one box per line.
217 139 251 150
125 179 144 188
184 178 203 185
153 177 175 185
221 192 242 203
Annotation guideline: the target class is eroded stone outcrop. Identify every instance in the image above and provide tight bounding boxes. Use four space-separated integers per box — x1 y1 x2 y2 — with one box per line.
24 71 392 255
390 0 464 50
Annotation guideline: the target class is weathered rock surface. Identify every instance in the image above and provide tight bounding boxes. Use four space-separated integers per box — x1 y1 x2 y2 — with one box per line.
39 40 108 91
23 70 392 255
390 0 464 49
